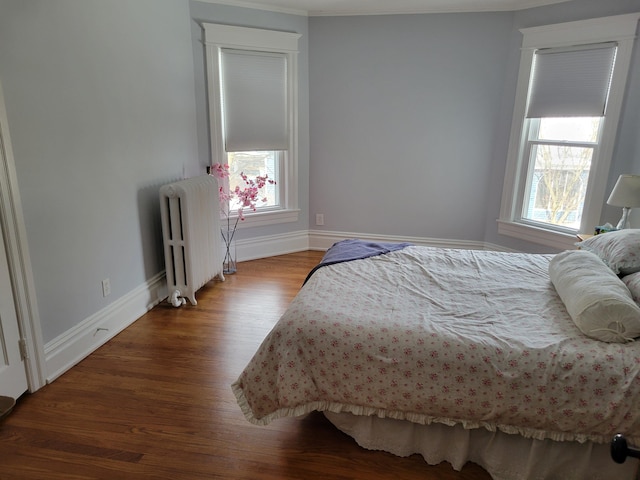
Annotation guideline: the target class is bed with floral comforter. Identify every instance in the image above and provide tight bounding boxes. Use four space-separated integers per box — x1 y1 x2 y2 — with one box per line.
232 244 640 446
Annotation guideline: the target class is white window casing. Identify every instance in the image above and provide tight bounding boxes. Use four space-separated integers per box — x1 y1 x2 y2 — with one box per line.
203 23 301 228
498 13 640 250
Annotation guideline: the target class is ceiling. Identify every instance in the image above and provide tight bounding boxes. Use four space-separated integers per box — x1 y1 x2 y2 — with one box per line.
203 0 574 16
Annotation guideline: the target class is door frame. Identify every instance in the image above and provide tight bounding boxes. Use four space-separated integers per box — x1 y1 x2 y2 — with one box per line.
0 78 46 393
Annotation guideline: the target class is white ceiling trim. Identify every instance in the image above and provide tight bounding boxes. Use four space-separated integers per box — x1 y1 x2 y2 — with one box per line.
197 0 309 16
195 0 573 17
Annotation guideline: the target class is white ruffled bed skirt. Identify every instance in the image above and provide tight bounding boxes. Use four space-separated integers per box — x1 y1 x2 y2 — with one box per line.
324 412 638 480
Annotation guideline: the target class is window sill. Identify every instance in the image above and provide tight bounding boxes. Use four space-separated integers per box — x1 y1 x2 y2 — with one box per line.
497 220 578 250
225 209 300 229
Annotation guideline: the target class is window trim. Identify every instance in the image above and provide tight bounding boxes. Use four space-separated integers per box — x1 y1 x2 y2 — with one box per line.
202 23 301 227
498 13 640 249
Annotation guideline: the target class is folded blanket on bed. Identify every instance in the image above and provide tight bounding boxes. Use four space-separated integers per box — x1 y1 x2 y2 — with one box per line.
304 239 412 284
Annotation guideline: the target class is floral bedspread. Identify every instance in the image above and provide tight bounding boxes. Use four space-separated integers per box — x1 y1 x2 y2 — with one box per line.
232 246 640 444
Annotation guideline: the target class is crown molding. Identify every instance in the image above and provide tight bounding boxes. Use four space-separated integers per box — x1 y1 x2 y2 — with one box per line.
194 0 573 17
194 0 309 16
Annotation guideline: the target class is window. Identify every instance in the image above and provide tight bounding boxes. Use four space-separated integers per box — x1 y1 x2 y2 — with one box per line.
203 23 301 227
227 151 281 212
522 117 600 230
498 14 639 249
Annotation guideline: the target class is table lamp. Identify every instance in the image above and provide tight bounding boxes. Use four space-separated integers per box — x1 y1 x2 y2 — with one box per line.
607 174 640 229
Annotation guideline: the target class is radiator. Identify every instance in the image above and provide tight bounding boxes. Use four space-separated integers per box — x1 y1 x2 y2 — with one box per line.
160 174 224 307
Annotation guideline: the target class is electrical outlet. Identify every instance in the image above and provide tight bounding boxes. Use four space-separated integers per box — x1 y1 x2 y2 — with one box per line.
315 213 325 226
102 278 111 297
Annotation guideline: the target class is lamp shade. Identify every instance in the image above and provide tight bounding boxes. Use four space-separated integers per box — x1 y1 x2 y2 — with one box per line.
607 175 640 208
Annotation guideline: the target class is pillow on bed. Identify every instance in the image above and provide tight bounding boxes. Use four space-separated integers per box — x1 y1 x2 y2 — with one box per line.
549 249 640 342
577 229 640 275
622 272 640 306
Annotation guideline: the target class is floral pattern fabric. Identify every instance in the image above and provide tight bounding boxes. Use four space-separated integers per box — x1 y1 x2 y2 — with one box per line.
232 246 640 444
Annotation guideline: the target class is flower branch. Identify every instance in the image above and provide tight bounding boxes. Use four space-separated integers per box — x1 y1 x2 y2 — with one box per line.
209 162 276 273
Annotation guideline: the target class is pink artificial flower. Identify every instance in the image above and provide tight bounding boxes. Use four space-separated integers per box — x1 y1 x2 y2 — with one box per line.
209 163 276 221
209 163 230 179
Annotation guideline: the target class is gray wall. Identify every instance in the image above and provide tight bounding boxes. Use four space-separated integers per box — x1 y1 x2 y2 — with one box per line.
0 0 200 343
308 0 640 253
0 0 310 345
309 12 514 242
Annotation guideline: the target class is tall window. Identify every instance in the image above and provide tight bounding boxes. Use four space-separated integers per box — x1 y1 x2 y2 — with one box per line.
219 47 287 212
499 14 639 249
203 24 301 226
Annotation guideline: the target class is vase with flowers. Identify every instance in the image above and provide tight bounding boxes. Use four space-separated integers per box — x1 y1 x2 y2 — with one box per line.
209 163 275 274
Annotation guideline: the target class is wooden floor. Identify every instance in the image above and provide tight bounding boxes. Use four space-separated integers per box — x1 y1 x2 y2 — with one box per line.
0 251 492 479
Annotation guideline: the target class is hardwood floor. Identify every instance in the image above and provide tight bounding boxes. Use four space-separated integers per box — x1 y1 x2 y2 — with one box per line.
0 251 491 479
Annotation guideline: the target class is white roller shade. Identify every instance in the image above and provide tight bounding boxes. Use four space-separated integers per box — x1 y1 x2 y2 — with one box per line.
220 49 288 152
526 43 617 118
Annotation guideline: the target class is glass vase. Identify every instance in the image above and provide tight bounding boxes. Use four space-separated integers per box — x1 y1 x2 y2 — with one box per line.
221 227 237 274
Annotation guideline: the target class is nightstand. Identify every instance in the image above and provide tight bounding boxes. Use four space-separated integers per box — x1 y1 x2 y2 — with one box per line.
576 233 594 242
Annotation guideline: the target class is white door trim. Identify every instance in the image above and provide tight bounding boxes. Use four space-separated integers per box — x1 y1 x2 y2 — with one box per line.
0 78 46 392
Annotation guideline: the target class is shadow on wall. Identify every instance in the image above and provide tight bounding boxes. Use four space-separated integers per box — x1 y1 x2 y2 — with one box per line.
137 177 182 281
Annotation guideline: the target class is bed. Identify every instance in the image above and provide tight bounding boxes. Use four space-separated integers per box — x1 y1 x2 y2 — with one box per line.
232 233 640 479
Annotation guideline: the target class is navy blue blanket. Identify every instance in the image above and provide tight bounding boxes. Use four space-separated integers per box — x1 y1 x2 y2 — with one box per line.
303 239 412 285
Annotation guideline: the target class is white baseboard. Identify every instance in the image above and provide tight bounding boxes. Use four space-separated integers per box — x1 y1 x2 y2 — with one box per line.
44 272 167 383
236 230 310 262
42 231 307 383
307 229 509 252
237 229 513 261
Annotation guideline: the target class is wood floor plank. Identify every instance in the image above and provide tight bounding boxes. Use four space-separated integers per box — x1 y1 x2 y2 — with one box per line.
0 251 491 479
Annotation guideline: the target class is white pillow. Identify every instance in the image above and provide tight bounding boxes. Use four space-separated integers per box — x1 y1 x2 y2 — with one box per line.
622 272 640 306
549 249 640 343
577 229 640 275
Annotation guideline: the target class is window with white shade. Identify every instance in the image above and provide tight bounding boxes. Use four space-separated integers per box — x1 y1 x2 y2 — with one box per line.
219 49 286 211
220 49 288 153
203 23 301 226
498 14 639 250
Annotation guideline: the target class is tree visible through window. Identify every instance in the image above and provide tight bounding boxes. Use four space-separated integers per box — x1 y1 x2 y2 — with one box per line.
523 117 599 229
